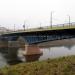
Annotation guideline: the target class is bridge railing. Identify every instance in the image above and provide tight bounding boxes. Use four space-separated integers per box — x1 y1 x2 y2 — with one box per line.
1 22 75 35
42 22 75 30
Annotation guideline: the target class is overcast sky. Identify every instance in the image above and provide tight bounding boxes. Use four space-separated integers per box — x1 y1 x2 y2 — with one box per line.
0 0 75 30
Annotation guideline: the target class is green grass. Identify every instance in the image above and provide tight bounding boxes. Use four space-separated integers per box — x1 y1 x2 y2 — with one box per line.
1 55 75 75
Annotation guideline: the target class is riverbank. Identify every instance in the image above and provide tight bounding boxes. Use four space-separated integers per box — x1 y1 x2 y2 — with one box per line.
38 38 75 47
0 55 75 75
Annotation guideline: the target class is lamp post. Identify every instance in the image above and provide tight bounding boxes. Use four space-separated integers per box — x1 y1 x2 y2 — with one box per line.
50 11 54 29
14 24 15 31
23 21 25 31
67 15 70 27
50 12 52 28
69 15 70 27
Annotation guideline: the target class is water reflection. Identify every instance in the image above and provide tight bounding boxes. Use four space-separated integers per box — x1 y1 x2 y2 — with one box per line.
17 45 43 62
39 45 75 60
0 46 42 66
0 47 22 65
0 53 8 68
65 45 74 50
38 38 75 60
25 54 42 62
0 38 75 68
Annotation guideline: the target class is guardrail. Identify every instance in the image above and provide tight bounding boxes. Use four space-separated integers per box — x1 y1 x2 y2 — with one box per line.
1 22 75 35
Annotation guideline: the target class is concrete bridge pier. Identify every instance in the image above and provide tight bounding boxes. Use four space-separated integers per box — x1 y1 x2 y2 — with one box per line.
17 44 43 62
23 44 42 55
18 36 42 55
17 36 43 61
22 44 43 62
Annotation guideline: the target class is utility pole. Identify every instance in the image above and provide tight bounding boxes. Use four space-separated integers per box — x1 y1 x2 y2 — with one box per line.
40 22 41 28
68 15 70 27
67 15 71 27
50 12 52 28
14 24 15 31
23 21 25 31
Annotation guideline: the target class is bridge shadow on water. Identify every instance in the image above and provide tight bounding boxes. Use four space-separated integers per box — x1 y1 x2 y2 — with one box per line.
0 47 22 65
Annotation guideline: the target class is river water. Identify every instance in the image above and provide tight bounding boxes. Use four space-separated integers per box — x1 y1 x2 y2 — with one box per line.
0 38 75 68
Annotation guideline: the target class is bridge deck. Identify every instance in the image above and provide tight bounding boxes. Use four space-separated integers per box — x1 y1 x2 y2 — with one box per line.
1 23 75 44
2 23 75 35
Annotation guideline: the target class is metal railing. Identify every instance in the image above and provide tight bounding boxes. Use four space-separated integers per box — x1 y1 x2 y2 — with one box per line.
1 22 75 35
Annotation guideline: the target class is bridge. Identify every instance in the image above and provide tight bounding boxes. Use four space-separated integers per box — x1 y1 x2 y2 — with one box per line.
1 22 75 44
0 23 75 58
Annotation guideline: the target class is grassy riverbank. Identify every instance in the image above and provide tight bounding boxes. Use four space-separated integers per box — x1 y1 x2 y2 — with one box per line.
1 56 75 75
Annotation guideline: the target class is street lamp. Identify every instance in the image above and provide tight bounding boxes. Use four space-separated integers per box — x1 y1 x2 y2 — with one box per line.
14 24 15 31
23 21 25 31
67 15 71 27
50 11 54 29
50 12 52 28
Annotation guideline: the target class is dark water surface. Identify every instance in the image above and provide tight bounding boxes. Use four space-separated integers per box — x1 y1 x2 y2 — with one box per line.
0 38 75 68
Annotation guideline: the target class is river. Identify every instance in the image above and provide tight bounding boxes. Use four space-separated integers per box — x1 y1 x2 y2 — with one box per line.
0 38 75 68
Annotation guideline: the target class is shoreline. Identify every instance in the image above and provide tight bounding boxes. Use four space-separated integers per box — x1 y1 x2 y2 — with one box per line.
1 55 75 75
38 38 75 48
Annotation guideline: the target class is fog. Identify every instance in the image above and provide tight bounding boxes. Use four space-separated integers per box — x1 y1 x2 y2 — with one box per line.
0 0 75 30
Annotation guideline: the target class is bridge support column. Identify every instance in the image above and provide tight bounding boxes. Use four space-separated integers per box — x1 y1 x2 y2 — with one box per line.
23 44 43 62
17 36 43 61
18 36 43 55
23 44 42 55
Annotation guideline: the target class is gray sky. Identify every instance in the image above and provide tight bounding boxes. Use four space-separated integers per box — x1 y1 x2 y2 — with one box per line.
0 0 75 30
